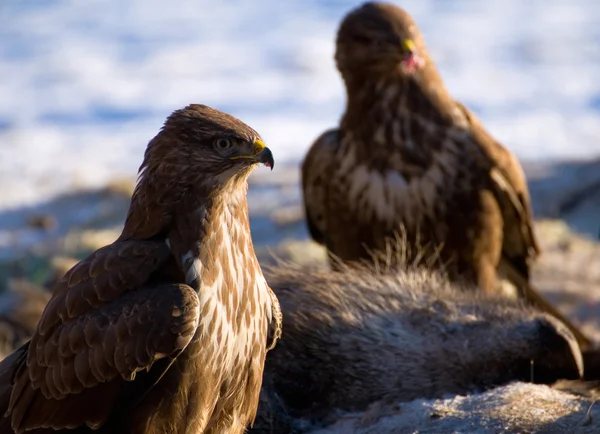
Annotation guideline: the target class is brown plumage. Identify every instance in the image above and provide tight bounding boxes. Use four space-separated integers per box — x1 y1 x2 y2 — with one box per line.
0 104 281 434
301 1 590 347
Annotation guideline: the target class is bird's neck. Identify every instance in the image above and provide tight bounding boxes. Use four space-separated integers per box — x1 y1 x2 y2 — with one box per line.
168 178 271 366
169 177 260 295
118 169 267 318
119 168 182 241
123 176 271 433
340 67 467 166
343 61 459 126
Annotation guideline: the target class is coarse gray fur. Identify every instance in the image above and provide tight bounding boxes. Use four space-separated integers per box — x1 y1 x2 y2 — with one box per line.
251 264 583 433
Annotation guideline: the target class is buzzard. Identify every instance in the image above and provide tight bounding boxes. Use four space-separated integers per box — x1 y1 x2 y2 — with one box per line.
0 104 282 434
301 2 590 347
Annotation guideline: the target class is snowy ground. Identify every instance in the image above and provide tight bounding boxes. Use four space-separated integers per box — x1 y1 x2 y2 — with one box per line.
1 0 600 211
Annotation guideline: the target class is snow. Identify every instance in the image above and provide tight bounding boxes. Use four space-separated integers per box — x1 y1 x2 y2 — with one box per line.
1 0 599 210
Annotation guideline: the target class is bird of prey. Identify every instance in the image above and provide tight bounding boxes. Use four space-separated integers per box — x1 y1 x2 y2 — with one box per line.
0 104 282 434
301 2 590 347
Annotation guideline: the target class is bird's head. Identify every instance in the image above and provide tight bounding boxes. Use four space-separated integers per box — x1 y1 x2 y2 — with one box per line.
335 2 426 80
141 104 274 189
120 104 273 240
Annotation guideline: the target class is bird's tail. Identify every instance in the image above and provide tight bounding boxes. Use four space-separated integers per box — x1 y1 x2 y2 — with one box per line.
498 259 592 350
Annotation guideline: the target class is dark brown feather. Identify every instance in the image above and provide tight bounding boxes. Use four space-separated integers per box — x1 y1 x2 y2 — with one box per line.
301 129 339 246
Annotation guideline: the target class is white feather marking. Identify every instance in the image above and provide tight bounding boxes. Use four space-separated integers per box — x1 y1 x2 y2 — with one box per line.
364 171 388 219
347 165 407 222
347 165 370 205
346 154 460 228
195 200 273 376
386 170 408 191
386 171 409 222
451 107 470 130
213 166 242 185
181 251 194 265
338 146 356 173
182 250 202 286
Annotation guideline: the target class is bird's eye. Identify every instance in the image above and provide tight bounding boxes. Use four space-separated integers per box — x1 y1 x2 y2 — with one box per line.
215 138 232 150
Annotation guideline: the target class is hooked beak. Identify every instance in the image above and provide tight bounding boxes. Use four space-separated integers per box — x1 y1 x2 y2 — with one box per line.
252 139 274 170
400 38 424 74
230 139 274 170
254 146 274 170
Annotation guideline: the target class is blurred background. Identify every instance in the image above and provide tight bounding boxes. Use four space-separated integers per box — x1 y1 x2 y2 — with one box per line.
1 0 600 208
0 0 599 294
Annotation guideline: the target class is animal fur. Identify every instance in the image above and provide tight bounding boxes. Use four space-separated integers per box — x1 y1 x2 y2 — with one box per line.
251 264 584 433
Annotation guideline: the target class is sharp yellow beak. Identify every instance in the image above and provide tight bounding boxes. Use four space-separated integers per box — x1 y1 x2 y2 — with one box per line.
402 39 416 53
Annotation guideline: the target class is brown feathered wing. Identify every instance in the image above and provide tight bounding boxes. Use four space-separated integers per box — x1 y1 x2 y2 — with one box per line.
455 101 540 276
455 102 590 347
301 128 340 247
2 239 200 433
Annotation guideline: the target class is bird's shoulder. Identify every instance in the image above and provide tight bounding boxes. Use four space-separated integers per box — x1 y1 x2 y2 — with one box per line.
302 128 340 177
301 128 341 245
455 100 529 193
38 238 173 335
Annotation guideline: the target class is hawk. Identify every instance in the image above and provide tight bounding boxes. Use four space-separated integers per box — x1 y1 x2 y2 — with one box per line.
0 104 282 434
301 2 590 347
